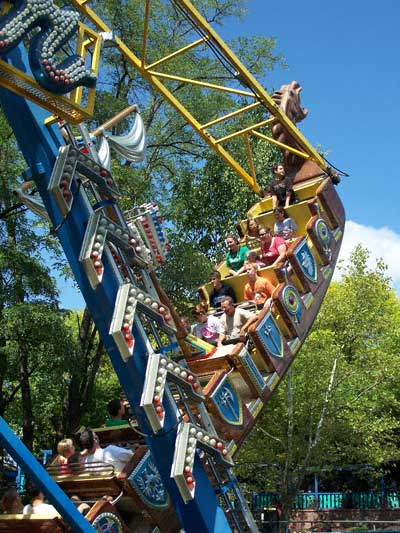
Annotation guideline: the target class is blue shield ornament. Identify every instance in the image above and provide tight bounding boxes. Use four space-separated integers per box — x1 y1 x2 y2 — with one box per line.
294 240 317 283
256 312 284 358
211 379 243 426
128 450 169 508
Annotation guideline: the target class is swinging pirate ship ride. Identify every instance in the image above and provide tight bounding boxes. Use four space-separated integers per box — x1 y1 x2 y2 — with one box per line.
0 0 344 531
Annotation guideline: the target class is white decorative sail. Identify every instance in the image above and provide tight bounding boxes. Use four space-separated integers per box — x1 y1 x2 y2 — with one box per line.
99 112 146 164
97 134 111 170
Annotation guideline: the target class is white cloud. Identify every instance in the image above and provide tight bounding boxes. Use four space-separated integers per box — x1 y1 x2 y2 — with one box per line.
334 220 400 289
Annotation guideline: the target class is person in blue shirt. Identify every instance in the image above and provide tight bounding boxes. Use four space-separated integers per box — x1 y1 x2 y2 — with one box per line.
273 207 297 240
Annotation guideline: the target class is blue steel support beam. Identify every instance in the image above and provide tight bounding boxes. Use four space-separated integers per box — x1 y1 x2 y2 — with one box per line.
0 417 95 532
0 46 232 533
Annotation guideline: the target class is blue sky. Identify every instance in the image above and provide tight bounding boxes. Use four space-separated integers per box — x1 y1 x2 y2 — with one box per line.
57 0 400 308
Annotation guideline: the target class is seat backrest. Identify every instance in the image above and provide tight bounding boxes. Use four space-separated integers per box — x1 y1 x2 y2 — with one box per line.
47 460 120 499
201 264 278 306
77 424 143 448
0 514 66 532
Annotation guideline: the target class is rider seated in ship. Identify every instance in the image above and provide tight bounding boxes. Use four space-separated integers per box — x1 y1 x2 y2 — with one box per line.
273 207 297 240
105 399 129 427
243 263 276 309
258 226 287 267
55 438 76 474
217 296 258 347
224 233 250 276
242 216 261 248
191 302 220 345
80 427 134 474
209 270 236 310
266 163 296 209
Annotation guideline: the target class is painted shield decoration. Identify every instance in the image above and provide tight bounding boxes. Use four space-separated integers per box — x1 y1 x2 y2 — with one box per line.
212 379 243 426
294 240 317 283
92 512 123 533
255 312 284 358
128 450 169 508
282 285 302 323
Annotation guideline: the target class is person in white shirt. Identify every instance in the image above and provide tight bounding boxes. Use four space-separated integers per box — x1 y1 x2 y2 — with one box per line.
218 296 258 347
23 489 58 515
79 427 133 473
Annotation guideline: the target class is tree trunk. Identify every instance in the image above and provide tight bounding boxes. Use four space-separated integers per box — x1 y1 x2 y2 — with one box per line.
19 341 34 450
8 213 35 448
63 307 105 436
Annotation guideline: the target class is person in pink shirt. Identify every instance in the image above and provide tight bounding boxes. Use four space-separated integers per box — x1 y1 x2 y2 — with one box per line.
191 302 220 346
258 226 287 266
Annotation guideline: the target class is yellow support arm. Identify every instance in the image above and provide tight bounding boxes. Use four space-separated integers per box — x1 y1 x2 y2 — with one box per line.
70 0 328 193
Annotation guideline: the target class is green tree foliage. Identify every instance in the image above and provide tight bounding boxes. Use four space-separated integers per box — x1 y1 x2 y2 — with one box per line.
237 246 400 522
0 112 63 449
0 111 107 450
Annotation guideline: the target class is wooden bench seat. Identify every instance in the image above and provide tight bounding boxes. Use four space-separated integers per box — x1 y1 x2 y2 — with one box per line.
0 514 65 532
0 501 130 533
48 446 181 533
247 175 324 217
48 459 126 499
200 264 278 306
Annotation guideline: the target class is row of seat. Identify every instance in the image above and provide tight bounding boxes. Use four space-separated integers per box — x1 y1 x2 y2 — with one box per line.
180 175 345 457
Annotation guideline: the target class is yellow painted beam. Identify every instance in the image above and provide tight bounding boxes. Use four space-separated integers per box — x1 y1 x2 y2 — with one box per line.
70 0 261 194
146 38 206 70
175 0 327 170
147 70 256 97
251 129 311 160
244 133 256 182
141 0 151 68
0 60 91 124
69 0 327 193
70 23 101 114
215 118 275 144
200 102 261 129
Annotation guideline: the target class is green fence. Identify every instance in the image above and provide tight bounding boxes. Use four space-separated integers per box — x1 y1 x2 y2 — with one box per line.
252 491 400 510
